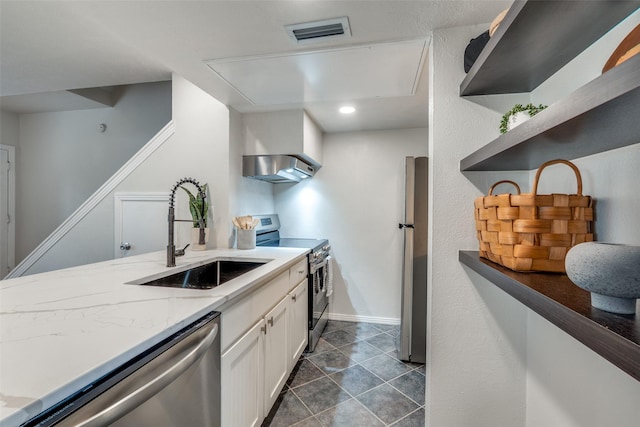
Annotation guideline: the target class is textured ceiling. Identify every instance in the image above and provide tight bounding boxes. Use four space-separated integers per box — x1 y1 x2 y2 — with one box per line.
0 1 511 133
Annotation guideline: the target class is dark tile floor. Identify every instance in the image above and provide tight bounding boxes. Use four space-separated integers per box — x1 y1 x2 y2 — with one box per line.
262 320 425 427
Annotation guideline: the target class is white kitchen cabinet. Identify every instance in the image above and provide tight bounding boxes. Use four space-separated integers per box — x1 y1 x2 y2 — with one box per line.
288 280 308 370
221 319 265 427
242 109 322 167
220 258 310 427
263 296 290 411
221 293 294 426
220 270 290 352
289 258 308 287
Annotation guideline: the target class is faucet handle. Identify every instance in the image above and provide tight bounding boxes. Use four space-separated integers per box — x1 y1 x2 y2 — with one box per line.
175 243 190 257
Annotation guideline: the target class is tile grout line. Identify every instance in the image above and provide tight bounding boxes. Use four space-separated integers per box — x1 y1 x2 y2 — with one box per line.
389 406 424 427
321 373 390 426
268 321 420 427
287 386 324 426
309 344 423 425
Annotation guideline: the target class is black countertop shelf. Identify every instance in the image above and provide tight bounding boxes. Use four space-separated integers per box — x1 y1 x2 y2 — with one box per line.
459 250 640 382
460 53 640 171
460 0 640 96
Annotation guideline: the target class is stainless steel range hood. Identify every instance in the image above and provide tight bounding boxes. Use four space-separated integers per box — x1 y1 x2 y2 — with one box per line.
243 155 317 183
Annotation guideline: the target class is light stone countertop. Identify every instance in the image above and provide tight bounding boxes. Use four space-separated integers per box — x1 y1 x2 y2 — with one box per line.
0 247 308 427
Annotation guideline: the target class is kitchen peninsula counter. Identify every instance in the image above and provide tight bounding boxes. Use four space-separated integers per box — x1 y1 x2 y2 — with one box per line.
0 247 308 427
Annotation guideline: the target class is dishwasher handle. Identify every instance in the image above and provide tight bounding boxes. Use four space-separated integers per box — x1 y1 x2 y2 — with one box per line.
64 321 219 427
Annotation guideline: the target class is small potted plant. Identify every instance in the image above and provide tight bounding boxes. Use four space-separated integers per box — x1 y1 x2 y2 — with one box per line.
180 184 209 250
500 103 547 134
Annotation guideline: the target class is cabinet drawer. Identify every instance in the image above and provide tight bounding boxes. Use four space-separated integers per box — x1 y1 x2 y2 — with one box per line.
289 258 308 287
221 270 290 352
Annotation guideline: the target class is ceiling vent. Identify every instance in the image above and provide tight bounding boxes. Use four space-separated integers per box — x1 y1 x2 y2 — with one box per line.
285 17 351 45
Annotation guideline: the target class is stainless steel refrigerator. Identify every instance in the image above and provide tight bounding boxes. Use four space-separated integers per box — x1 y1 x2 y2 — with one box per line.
398 156 428 363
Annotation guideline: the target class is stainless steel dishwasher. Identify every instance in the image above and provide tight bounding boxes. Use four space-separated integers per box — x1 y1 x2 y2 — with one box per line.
25 311 220 427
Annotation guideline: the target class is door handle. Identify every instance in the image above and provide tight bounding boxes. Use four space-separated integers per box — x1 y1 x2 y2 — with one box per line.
60 321 218 426
267 316 274 327
398 223 414 229
292 294 297 302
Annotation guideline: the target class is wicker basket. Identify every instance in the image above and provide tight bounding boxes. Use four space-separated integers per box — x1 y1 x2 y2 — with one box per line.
474 159 594 273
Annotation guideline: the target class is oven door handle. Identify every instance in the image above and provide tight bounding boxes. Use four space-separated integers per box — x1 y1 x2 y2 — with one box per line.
310 258 328 273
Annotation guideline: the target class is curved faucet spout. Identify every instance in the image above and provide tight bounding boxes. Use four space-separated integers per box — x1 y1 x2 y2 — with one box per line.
167 177 207 267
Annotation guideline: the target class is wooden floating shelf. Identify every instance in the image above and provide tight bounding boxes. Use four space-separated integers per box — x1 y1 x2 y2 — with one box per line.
460 54 640 172
459 250 640 382
460 0 640 96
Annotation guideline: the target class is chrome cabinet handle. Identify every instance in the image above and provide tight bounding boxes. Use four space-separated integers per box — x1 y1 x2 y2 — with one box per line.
292 294 297 302
62 320 218 426
119 242 131 251
267 317 274 327
261 325 267 334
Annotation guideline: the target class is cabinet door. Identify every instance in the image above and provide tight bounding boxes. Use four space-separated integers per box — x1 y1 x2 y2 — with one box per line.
288 279 309 370
221 319 264 427
263 296 289 412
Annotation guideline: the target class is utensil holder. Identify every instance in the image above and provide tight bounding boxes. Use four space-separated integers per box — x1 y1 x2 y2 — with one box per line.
237 229 256 250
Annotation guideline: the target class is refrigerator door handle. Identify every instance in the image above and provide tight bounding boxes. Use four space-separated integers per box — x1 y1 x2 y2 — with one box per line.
400 227 414 361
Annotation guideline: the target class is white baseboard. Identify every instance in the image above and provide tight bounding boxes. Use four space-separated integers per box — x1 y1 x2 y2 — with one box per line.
6 121 175 279
328 312 400 325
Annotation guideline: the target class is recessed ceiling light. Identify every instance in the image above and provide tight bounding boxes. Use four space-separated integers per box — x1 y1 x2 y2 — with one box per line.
339 106 356 114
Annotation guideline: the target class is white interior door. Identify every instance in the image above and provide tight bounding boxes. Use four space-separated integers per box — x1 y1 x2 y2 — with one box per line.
0 145 15 279
114 193 170 258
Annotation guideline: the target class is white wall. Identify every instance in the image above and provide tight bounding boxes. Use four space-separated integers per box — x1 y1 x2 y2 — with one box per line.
427 25 528 426
0 112 19 277
242 109 323 167
274 128 427 323
427 10 640 426
522 10 640 427
228 107 275 247
0 111 19 148
525 310 640 427
531 9 640 106
14 81 171 263
529 10 640 247
22 75 231 274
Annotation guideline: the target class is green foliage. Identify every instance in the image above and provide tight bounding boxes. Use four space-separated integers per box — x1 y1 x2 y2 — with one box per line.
180 184 209 228
499 103 547 134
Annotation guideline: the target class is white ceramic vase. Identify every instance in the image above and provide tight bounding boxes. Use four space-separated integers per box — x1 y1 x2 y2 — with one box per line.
507 111 530 131
565 242 640 315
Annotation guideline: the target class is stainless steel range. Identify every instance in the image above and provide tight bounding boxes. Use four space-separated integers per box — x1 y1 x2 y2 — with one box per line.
254 214 330 352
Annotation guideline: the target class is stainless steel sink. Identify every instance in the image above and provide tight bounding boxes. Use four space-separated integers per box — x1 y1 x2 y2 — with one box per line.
131 260 267 289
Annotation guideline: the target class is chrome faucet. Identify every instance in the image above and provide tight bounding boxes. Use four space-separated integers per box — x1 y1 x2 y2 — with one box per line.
167 177 207 267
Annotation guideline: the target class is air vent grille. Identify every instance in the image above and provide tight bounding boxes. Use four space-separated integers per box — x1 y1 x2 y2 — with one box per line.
285 17 351 45
292 23 344 41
